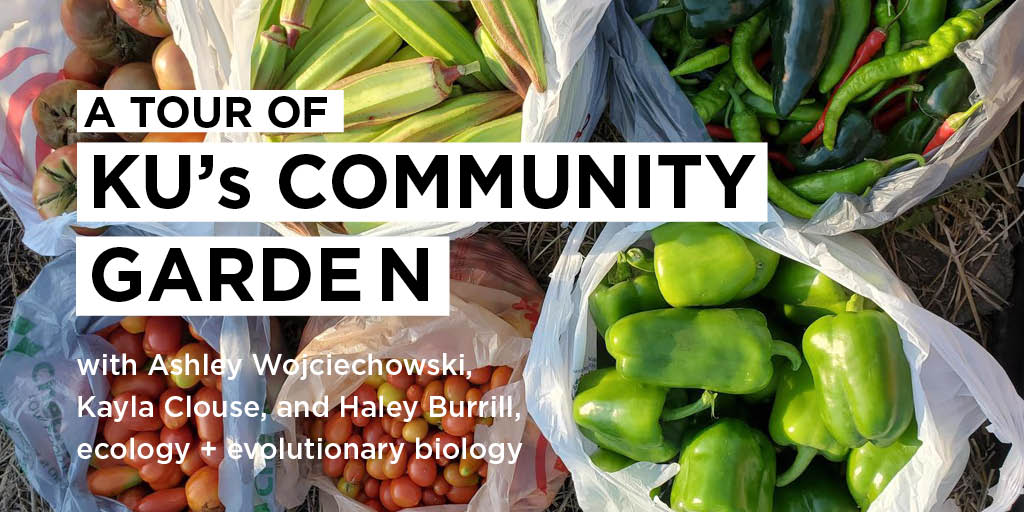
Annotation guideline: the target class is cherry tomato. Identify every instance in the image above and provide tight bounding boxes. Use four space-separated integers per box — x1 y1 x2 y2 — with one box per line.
365 366 386 389
363 420 386 447
386 370 414 390
364 477 380 499
415 372 439 387
140 460 181 487
193 386 224 442
366 457 387 480
466 388 483 403
378 479 399 512
402 418 428 443
180 444 204 476
381 445 409 480
421 381 445 425
343 433 363 459
158 388 189 430
103 416 133 444
198 441 224 468
442 412 476 437
432 474 451 496
324 414 353 445
351 383 378 413
390 475 422 508
422 488 446 506
444 376 470 402
124 431 160 469
120 316 148 334
444 462 480 487
377 382 405 405
143 317 184 357
446 482 478 504
407 456 437 487
432 432 461 465
467 366 492 385
168 342 215 389
112 392 163 431
405 384 423 402
388 418 404 439
490 366 513 389
134 487 187 512
364 499 384 512
459 453 484 478
381 416 393 433
323 453 345 478
342 458 367 484
159 425 193 451
107 328 146 366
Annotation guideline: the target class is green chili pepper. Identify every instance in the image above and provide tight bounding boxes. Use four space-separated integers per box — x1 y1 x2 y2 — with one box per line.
732 10 772 101
770 0 840 117
742 93 824 122
671 45 730 76
682 0 773 37
819 0 873 94
607 307 801 393
846 421 921 508
880 110 940 159
865 83 924 118
789 110 883 172
776 120 816 144
692 62 739 122
774 465 859 512
671 419 776 512
572 368 693 463
803 295 915 448
769 360 850 486
729 91 823 218
761 116 781 136
652 14 683 56
823 0 1000 149
898 0 948 48
677 24 709 64
588 248 669 337
784 153 925 202
855 0 905 101
915 58 975 119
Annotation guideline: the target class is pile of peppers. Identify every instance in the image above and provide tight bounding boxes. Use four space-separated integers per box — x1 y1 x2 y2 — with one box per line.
644 0 1001 219
575 223 919 511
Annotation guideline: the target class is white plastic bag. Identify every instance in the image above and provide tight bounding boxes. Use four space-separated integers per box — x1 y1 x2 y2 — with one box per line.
168 0 613 237
603 0 1024 235
524 218 1024 511
0 1 264 256
0 254 285 512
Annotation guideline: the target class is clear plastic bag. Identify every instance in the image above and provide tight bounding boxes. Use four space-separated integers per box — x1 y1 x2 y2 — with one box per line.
0 254 284 512
525 221 1024 512
604 0 1024 235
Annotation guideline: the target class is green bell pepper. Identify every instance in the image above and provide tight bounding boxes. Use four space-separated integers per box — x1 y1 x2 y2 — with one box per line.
770 0 839 117
774 464 859 511
573 368 713 463
651 223 779 307
588 248 669 337
606 307 801 393
589 447 636 473
769 359 850 486
803 296 914 448
671 418 776 512
760 258 852 325
847 421 921 508
682 0 772 38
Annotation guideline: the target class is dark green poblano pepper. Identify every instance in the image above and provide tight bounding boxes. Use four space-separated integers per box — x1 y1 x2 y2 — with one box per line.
671 418 776 512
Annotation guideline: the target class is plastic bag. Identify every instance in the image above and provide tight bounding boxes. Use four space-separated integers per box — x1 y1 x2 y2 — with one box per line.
168 0 612 237
274 235 564 511
0 1 264 256
524 219 1024 512
0 253 285 512
604 0 1024 235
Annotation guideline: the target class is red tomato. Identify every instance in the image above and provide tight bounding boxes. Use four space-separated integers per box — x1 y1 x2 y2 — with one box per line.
405 384 423 402
407 456 437 487
160 425 193 451
151 37 195 90
343 459 367 484
198 441 224 468
390 476 422 508
364 478 380 499
443 462 480 488
324 414 353 445
432 432 461 465
422 488 446 506
179 444 204 476
381 445 409 480
134 487 188 512
116 486 146 508
112 373 166 398
364 499 384 512
386 371 414 390
363 420 386 447
365 458 387 481
308 417 325 443
193 386 223 443
124 431 159 469
467 366 492 385
490 366 513 389
107 328 146 366
87 465 141 497
446 483 478 504
323 453 345 479
444 376 470 402
120 317 148 334
442 413 476 437
185 466 221 512
466 388 483 403
159 388 189 430
140 460 181 487
378 480 399 512
103 417 133 444
415 372 439 387
143 317 184 358
432 474 451 496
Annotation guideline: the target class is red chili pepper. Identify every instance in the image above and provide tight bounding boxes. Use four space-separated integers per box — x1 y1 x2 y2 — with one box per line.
768 151 795 173
872 102 907 131
753 50 771 71
800 4 907 145
923 101 984 154
705 124 734 140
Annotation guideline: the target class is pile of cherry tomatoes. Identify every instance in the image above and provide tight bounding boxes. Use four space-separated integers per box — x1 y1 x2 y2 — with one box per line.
87 316 223 512
309 361 514 511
